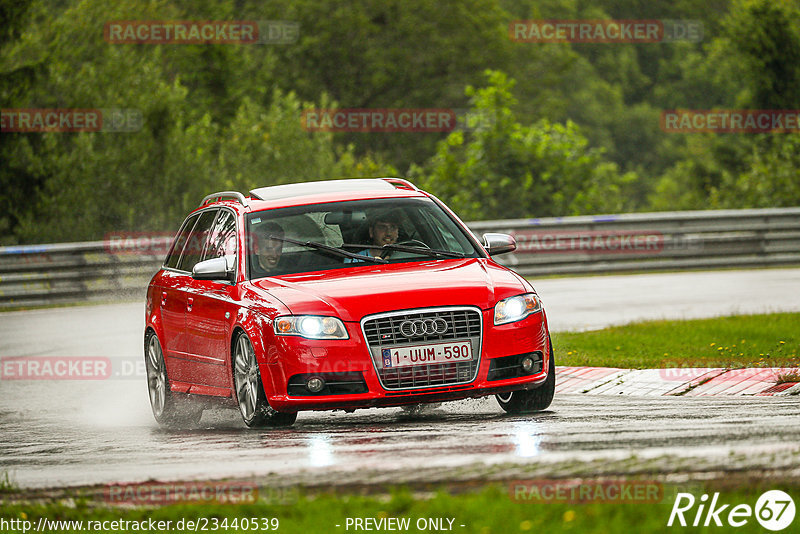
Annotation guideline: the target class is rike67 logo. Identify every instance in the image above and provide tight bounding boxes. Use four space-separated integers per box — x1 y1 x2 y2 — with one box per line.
668 490 795 531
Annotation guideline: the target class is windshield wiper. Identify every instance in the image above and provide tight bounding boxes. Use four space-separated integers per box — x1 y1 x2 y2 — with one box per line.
266 235 387 264
343 243 466 259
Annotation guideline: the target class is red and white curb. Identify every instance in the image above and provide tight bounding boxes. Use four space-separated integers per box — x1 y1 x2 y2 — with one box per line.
555 366 800 397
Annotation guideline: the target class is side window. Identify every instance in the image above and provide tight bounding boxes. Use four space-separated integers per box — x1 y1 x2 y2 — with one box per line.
164 213 200 269
201 210 237 271
176 209 218 273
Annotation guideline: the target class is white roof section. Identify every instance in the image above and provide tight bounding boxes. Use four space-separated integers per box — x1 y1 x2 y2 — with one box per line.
249 178 418 202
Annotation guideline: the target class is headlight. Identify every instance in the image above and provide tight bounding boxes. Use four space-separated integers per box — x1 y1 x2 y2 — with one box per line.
494 293 542 325
273 315 349 339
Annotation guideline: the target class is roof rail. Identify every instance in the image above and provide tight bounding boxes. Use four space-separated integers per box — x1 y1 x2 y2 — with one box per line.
381 178 419 191
201 191 249 208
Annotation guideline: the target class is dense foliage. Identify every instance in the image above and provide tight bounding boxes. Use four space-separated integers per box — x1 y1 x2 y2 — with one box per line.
1 0 798 243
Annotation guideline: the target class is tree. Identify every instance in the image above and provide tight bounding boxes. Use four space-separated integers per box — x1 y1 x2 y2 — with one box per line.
2 0 394 243
724 0 800 110
264 0 514 170
650 0 800 211
0 0 39 244
411 71 637 220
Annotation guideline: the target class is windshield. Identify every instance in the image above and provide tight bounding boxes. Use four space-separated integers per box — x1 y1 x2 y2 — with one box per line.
246 197 482 279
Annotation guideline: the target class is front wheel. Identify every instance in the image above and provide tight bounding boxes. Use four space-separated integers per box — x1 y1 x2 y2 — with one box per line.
233 332 297 428
496 339 556 414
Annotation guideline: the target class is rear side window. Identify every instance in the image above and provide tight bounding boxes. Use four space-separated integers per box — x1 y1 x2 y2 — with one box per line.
164 213 200 269
176 209 218 273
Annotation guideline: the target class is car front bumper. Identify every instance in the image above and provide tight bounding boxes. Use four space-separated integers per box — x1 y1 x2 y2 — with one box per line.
261 308 551 413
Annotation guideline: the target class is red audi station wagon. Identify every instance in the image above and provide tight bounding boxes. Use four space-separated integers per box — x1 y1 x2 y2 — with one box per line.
145 178 554 427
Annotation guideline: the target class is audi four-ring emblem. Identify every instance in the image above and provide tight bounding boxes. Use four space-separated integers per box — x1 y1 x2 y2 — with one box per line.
399 318 448 337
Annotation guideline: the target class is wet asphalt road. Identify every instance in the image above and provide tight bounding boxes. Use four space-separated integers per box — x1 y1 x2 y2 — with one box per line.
2 387 800 490
1 268 799 489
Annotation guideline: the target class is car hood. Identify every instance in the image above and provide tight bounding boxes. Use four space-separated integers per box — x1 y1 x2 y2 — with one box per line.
250 258 528 322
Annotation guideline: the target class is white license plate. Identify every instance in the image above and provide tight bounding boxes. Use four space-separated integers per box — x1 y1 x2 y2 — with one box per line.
380 341 473 368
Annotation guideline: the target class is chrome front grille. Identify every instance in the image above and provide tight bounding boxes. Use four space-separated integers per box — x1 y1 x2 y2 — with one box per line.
379 360 477 390
363 308 481 345
361 307 483 391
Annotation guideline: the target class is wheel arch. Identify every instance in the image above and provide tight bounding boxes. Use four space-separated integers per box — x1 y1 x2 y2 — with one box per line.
144 321 170 369
230 319 282 401
144 326 158 353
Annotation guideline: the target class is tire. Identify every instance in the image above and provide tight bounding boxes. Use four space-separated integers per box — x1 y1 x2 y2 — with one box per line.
496 337 556 414
233 332 297 428
145 331 203 426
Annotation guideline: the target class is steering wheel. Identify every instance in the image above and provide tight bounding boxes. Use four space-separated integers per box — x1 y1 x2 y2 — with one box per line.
397 239 430 248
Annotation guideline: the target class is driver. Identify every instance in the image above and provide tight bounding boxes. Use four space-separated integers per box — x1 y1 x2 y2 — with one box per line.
345 209 402 262
251 221 285 276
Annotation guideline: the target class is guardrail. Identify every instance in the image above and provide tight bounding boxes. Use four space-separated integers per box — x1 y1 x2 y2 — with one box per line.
474 207 800 276
1 207 798 309
0 240 165 309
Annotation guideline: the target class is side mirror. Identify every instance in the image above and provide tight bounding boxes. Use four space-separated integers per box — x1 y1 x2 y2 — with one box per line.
192 257 234 283
482 233 517 256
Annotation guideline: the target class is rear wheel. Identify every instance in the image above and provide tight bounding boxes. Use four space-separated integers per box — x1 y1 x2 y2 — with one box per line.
496 338 556 414
145 331 203 426
233 332 297 428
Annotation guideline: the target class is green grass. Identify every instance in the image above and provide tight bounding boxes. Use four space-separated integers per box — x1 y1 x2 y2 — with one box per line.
0 472 17 493
3 482 800 533
777 370 800 384
2 482 799 534
553 313 800 369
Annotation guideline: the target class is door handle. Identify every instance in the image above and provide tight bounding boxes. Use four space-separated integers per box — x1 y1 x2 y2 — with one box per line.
187 297 193 312
161 291 167 306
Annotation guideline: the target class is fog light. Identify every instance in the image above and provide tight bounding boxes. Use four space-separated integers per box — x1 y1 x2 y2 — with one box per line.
521 356 534 373
306 376 325 393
